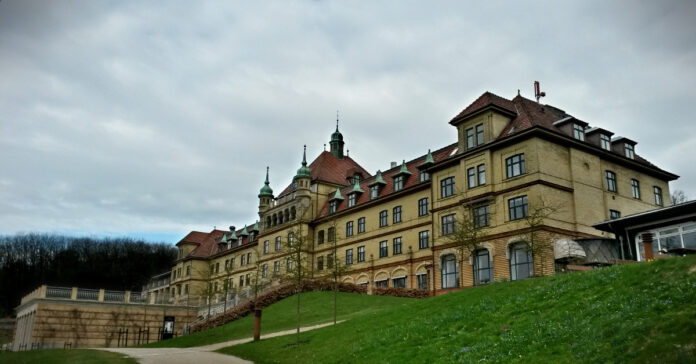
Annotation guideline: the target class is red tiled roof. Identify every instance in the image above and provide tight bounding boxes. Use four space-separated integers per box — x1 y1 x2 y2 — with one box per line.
317 143 458 218
450 92 516 124
278 151 371 197
187 229 227 257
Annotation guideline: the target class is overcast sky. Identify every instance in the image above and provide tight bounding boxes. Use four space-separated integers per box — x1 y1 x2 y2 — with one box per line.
1 1 694 243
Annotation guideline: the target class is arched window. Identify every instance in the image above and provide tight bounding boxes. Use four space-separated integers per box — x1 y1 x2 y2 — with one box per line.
290 206 296 220
510 242 533 281
284 209 290 222
473 249 492 285
272 214 278 226
278 212 284 224
266 216 272 229
441 254 458 289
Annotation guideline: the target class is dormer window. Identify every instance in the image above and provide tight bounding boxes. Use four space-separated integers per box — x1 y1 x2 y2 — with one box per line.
329 200 338 214
370 185 380 199
353 174 361 184
394 175 404 191
347 193 357 207
573 124 585 141
600 134 611 150
249 232 255 242
466 123 484 149
625 143 634 159
419 170 430 182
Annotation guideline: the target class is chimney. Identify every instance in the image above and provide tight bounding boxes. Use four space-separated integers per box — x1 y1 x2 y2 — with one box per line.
229 226 236 233
390 161 397 168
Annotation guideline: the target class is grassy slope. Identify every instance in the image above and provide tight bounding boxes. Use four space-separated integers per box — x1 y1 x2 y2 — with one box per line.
221 256 696 363
0 349 136 364
143 291 409 348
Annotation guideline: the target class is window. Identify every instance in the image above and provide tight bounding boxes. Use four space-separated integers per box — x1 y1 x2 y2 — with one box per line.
510 243 533 281
473 205 490 228
636 223 696 260
631 179 640 199
467 167 476 188
245 274 250 286
506 154 526 178
466 127 475 149
286 259 294 272
654 186 663 206
393 206 402 223
263 240 269 254
247 252 251 264
346 249 354 265
357 246 365 262
392 277 407 288
394 175 404 191
317 256 324 271
418 197 429 216
379 241 388 258
358 217 366 233
275 236 281 251
229 259 234 270
317 230 324 245
239 276 244 287
441 177 455 198
610 210 621 220
347 193 356 207
419 230 429 249
327 254 334 269
600 134 611 150
476 124 484 145
346 221 354 237
573 124 585 141
225 259 229 270
379 210 388 227
329 200 338 214
375 279 388 288
185 266 190 276
241 254 246 266
419 170 430 182
508 196 528 221
328 227 335 242
262 264 268 278
416 273 428 290
393 237 402 255
473 249 492 285
606 171 617 192
441 214 456 235
625 143 634 159
477 164 486 185
370 185 380 200
441 254 458 288
274 261 280 273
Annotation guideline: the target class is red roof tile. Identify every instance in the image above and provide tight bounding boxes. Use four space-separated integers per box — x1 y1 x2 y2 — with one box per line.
450 92 516 124
317 143 458 218
186 229 227 258
278 151 371 197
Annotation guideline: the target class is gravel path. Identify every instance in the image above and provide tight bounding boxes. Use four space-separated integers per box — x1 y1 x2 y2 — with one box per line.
100 321 341 364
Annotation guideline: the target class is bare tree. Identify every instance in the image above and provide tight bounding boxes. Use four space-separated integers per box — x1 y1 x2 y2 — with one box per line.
442 206 487 286
325 219 350 325
671 190 688 205
192 264 217 321
281 222 313 345
522 200 561 277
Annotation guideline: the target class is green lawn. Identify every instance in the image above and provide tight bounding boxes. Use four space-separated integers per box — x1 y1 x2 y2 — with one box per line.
143 291 409 348
0 349 136 364
220 255 696 363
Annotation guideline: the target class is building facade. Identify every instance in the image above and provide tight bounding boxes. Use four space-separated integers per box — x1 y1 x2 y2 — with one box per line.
165 91 678 305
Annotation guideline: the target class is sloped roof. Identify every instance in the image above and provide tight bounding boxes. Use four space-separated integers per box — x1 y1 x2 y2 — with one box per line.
188 229 227 257
317 143 458 218
278 151 371 197
450 92 516 124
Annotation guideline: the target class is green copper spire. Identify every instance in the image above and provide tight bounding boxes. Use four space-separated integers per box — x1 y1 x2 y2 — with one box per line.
239 225 249 236
220 233 228 244
332 188 345 200
397 160 412 175
253 220 259 231
369 170 387 186
351 178 364 193
259 166 274 197
295 145 312 179
421 149 434 165
330 113 345 159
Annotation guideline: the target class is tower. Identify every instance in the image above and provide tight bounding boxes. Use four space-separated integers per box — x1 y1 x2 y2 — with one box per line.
294 145 312 198
258 166 274 214
329 117 344 159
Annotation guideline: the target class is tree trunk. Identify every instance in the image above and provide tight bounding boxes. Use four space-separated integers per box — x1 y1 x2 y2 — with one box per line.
333 276 337 325
296 285 300 345
253 309 262 341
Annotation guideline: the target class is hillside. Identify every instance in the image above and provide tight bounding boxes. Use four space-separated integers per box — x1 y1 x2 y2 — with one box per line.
220 256 696 363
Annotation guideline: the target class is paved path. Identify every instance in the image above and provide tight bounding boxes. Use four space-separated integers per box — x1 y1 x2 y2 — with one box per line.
100 321 341 364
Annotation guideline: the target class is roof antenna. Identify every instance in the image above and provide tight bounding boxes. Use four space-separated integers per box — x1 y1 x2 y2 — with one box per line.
336 110 340 131
534 81 546 104
323 143 326 151
347 149 350 157
517 89 520 96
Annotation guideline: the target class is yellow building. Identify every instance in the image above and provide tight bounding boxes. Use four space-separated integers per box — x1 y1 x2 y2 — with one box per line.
165 91 677 305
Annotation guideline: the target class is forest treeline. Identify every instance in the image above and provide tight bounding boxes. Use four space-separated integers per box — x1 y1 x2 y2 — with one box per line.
0 233 176 317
